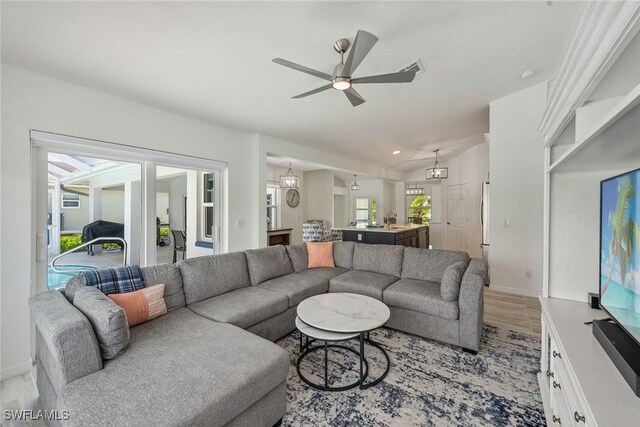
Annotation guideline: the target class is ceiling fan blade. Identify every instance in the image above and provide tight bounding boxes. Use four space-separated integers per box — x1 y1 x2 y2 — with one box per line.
272 58 333 81
292 84 333 99
344 87 366 107
341 30 378 77
352 70 416 84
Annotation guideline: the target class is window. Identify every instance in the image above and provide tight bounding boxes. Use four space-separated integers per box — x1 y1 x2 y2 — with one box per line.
407 194 431 224
266 184 280 229
202 173 214 240
61 193 81 209
355 196 377 224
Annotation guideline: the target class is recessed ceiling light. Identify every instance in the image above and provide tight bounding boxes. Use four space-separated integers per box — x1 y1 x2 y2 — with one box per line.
521 69 536 79
392 150 400 155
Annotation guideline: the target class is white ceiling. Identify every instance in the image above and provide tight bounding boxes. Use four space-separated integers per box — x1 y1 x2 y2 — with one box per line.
2 1 581 173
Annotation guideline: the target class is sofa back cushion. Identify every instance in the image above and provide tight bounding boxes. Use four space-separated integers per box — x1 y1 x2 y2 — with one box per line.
178 252 250 304
140 264 185 311
73 286 129 360
402 248 470 282
245 245 294 285
333 241 356 269
286 243 308 273
440 261 468 301
352 244 404 277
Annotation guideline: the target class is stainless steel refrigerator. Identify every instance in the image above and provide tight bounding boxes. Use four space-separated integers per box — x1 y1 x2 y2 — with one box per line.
481 181 490 284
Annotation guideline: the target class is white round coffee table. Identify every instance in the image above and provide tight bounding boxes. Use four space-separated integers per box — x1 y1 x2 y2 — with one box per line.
296 293 391 391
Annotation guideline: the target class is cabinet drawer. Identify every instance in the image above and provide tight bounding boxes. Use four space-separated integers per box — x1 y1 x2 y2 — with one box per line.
554 357 591 426
551 382 572 426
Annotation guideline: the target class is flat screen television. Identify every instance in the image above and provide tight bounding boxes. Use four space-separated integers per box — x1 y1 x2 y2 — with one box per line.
600 167 640 346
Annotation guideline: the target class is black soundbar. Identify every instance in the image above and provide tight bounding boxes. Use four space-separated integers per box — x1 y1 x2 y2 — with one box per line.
592 319 640 397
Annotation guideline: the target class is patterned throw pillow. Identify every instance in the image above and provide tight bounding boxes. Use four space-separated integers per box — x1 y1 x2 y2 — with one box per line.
307 242 336 269
109 284 168 326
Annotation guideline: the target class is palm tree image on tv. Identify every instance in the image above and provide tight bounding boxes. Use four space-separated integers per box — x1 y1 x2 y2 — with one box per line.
601 171 640 340
602 176 639 293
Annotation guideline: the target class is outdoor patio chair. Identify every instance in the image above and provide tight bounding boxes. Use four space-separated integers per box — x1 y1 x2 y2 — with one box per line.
171 229 186 263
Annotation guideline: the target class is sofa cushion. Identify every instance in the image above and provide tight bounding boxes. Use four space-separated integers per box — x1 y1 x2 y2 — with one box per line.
245 246 294 285
353 244 404 277
259 273 328 307
140 263 185 311
301 267 349 281
178 252 250 305
307 242 335 269
73 286 129 360
286 243 308 273
333 241 356 269
441 260 468 301
383 278 459 320
401 248 470 282
62 308 290 427
329 270 399 300
188 287 289 329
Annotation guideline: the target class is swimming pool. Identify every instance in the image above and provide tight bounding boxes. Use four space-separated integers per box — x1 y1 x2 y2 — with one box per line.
47 265 97 290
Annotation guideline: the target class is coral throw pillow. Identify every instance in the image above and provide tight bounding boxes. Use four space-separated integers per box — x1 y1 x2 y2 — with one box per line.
108 284 167 327
307 242 335 269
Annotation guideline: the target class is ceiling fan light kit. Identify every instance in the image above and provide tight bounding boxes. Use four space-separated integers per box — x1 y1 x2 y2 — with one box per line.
272 30 417 107
279 162 300 189
425 149 448 180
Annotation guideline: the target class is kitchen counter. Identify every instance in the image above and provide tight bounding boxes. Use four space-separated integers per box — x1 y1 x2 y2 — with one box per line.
331 224 428 234
332 224 429 248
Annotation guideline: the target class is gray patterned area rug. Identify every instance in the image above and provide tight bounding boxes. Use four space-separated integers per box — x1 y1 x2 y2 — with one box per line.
277 325 545 427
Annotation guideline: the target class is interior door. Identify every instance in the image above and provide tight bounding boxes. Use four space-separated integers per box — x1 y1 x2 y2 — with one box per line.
447 183 469 252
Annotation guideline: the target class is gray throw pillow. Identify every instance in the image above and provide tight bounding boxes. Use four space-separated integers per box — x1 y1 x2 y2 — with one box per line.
440 261 468 301
64 274 85 303
73 286 129 360
286 243 308 273
245 246 294 285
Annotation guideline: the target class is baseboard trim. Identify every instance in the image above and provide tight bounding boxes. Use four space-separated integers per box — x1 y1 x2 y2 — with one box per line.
488 285 540 298
1 358 33 382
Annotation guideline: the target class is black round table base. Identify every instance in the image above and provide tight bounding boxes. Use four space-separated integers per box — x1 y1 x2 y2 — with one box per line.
296 332 390 391
296 344 369 391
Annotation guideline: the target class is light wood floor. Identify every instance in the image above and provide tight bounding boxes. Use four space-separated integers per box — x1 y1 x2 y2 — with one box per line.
0 287 542 418
484 287 542 336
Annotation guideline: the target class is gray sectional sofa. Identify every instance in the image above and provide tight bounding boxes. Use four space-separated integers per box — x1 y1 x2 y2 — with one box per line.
30 242 487 426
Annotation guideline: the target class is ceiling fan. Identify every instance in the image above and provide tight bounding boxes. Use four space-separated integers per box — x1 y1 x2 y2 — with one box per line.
272 30 416 107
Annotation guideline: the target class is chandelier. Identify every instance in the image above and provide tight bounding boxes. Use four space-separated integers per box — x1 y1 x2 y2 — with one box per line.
279 162 300 189
425 149 448 180
350 174 360 191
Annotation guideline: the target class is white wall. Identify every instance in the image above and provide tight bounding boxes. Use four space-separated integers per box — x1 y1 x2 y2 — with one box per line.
102 189 125 224
0 64 257 379
489 81 547 296
266 164 304 244
168 175 187 232
303 170 333 226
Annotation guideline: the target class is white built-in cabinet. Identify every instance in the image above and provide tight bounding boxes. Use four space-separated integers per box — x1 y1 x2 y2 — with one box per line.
538 4 640 425
540 298 640 426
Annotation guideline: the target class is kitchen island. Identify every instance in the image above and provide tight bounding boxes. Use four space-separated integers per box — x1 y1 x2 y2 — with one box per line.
332 224 429 248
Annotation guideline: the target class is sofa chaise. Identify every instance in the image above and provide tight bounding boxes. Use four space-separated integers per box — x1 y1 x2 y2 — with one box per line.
30 242 487 426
